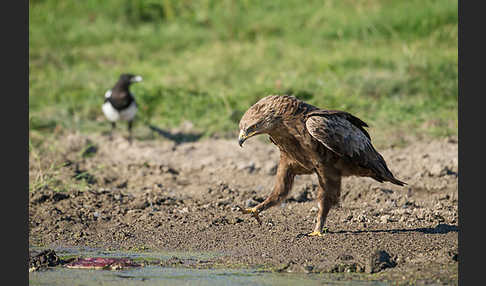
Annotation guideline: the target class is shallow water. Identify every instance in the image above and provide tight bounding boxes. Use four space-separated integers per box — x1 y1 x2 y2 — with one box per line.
30 266 393 286
29 247 389 286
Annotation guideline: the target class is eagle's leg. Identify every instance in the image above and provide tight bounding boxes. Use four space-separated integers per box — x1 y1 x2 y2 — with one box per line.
309 169 341 237
242 155 295 224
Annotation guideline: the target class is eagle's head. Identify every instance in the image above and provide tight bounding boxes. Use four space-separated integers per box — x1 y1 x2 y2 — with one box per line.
238 95 284 147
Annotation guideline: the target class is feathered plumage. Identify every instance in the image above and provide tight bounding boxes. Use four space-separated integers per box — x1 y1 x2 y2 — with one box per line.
102 73 142 142
238 95 405 235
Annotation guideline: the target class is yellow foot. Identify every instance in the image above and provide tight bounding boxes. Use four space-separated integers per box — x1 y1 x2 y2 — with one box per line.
307 231 323 237
240 207 262 225
307 228 328 237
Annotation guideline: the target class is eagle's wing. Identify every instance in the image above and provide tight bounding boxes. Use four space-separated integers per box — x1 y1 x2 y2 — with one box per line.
305 110 405 185
305 110 372 158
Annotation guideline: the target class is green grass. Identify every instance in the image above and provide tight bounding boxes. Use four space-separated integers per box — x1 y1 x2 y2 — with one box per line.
29 0 458 146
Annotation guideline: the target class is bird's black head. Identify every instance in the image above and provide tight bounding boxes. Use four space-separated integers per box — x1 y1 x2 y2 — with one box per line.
116 73 143 89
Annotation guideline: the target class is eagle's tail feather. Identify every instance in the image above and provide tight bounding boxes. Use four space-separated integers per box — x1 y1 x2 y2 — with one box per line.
387 176 407 186
372 155 407 186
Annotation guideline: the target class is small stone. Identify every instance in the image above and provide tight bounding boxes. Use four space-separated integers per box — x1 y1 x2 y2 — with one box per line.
395 255 406 264
380 215 391 224
230 217 243 224
365 250 396 274
302 265 314 273
449 251 458 262
29 249 61 271
338 254 354 261
52 193 69 202
245 198 259 208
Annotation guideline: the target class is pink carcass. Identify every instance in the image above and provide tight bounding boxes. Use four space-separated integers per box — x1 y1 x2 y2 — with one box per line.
65 257 141 270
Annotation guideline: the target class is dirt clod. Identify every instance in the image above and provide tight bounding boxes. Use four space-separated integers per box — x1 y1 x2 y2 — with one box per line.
29 249 61 272
365 250 397 274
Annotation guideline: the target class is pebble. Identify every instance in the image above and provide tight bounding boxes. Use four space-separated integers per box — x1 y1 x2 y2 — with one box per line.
380 215 391 224
356 215 367 222
302 265 314 273
365 250 396 274
245 198 259 208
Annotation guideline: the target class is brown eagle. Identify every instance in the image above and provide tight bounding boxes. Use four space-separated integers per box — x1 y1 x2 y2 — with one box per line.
238 95 405 236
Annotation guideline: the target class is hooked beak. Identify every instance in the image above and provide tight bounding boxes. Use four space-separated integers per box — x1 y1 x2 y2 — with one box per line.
238 129 258 147
238 130 247 147
240 128 262 147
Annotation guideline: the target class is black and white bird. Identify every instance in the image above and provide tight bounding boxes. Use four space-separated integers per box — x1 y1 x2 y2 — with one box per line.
102 73 143 142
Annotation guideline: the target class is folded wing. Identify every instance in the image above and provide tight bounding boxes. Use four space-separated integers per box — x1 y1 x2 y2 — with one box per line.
305 110 405 185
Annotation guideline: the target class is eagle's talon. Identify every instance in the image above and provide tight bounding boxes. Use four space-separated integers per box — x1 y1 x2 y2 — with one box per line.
240 207 262 225
307 230 326 237
240 207 257 214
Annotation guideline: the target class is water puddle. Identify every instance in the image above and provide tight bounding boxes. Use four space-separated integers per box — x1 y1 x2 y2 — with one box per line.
29 247 390 286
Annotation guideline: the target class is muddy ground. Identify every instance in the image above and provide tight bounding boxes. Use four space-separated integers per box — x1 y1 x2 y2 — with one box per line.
29 130 458 285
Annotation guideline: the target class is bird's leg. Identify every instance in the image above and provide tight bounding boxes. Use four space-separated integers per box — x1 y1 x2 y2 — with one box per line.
127 120 133 144
242 155 294 224
109 122 116 140
308 170 341 237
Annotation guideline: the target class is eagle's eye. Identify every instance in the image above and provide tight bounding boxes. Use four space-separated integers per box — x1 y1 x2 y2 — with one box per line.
248 122 262 133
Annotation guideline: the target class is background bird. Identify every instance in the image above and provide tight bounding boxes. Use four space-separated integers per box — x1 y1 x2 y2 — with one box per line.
238 95 405 236
102 73 143 142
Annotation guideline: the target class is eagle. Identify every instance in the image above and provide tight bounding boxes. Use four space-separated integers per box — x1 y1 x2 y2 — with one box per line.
238 95 405 236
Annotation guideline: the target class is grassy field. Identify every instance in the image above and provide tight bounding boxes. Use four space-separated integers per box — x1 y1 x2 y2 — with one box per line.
29 0 458 147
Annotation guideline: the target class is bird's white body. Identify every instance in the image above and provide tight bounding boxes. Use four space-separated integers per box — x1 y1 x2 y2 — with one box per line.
102 90 137 122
